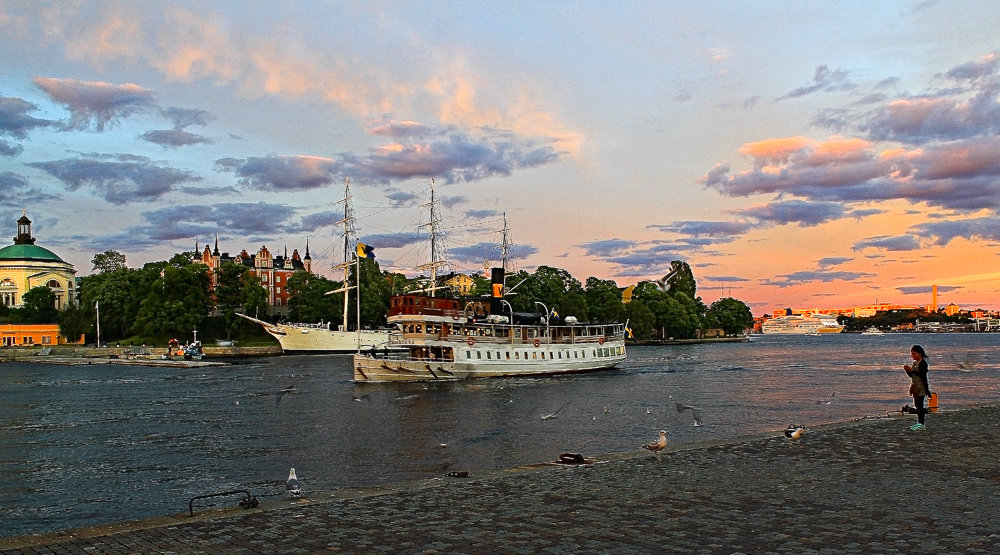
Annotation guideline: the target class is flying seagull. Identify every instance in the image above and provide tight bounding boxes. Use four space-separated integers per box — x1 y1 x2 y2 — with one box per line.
816 391 835 404
675 402 703 427
276 384 296 405
285 468 301 497
642 430 668 457
541 403 568 420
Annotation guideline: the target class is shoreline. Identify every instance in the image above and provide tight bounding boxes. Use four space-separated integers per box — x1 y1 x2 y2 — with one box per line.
3 401 997 552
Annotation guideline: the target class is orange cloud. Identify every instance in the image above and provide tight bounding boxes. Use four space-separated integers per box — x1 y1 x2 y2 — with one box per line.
739 136 813 165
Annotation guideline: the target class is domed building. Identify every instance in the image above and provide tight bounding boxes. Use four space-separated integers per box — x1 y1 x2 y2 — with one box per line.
0 212 76 310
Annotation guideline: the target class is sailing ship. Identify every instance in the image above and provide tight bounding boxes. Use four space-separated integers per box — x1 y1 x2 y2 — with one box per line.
353 196 627 383
238 178 389 353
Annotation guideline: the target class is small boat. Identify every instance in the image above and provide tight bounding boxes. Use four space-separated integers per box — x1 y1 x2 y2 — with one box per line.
165 331 204 360
860 327 884 335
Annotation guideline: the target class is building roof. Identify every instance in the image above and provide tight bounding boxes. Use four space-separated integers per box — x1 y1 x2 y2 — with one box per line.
0 243 66 262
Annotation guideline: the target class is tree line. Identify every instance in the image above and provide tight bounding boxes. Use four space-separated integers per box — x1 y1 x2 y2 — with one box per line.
1 249 753 344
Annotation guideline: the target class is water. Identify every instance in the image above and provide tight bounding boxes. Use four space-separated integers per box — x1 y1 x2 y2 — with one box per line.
2 333 998 538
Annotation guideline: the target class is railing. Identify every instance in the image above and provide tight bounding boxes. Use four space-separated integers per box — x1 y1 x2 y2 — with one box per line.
188 489 258 516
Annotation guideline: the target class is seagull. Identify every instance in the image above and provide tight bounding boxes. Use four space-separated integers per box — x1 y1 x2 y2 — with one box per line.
816 391 835 404
352 393 371 402
784 424 806 445
541 403 568 420
642 430 668 457
675 402 703 427
285 468 301 497
276 384 296 405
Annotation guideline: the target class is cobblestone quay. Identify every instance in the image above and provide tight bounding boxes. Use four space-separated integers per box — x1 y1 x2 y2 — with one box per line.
3 404 999 553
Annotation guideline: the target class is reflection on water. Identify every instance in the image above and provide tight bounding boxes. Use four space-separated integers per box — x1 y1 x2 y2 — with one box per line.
2 333 998 537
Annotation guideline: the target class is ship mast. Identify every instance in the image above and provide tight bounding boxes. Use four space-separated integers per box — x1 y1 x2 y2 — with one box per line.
416 179 447 297
333 177 357 332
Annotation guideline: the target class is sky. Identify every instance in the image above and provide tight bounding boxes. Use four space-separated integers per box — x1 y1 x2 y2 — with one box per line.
2 1 1000 315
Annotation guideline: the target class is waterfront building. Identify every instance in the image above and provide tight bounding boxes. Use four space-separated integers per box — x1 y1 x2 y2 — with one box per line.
0 212 76 310
442 272 476 295
197 237 312 315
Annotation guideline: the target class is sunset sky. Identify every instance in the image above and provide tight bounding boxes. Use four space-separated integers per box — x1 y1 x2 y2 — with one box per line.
2 1 1000 315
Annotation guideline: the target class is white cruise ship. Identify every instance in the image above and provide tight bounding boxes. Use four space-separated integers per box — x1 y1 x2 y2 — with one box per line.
761 314 844 334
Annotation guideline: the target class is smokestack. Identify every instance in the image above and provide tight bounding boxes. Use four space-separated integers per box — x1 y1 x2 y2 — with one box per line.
931 284 938 313
490 267 504 315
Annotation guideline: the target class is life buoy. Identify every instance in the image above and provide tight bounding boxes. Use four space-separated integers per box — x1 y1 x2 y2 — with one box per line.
467 337 475 346
533 338 541 347
598 337 605 345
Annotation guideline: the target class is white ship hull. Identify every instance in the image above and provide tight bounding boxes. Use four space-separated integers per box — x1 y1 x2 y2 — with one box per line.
354 336 626 382
762 315 844 335
238 314 389 353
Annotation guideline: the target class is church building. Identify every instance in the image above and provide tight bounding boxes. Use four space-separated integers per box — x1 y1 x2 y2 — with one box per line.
0 212 77 310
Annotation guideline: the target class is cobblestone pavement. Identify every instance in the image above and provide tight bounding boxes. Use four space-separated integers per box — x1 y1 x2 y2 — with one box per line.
3 404 999 554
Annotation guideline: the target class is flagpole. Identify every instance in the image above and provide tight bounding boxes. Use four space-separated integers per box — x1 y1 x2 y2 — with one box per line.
356 254 361 352
95 301 101 348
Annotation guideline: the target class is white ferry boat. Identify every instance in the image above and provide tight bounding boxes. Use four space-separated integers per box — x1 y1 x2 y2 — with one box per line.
352 269 627 383
761 314 844 335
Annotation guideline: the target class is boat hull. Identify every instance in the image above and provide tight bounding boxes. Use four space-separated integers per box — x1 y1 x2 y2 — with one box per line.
353 339 627 383
237 314 389 353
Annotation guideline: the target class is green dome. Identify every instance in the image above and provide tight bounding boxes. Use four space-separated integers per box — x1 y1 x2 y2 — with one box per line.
0 243 65 262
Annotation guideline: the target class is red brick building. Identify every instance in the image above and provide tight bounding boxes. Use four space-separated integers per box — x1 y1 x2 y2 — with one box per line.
197 237 312 315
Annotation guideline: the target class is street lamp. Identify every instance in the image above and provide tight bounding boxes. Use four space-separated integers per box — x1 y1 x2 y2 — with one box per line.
534 301 550 344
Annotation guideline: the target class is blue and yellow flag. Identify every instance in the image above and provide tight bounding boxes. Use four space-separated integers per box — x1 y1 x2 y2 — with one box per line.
551 309 559 318
625 325 634 339
356 242 375 259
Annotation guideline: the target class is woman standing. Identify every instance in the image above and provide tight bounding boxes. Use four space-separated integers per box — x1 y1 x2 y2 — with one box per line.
903 344 931 431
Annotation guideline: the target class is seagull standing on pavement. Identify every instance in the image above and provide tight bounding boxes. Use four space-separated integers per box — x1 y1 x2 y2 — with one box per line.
784 425 805 445
285 468 302 497
642 430 668 457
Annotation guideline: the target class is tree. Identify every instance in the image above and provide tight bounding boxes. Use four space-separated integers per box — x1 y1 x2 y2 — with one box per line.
58 302 90 343
585 277 624 323
214 261 268 339
707 298 754 335
287 272 343 324
18 286 58 323
91 250 127 274
353 258 391 329
133 262 213 338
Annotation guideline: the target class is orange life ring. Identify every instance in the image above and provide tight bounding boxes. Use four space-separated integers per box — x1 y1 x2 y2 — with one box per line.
598 337 605 345
467 337 475 346
533 338 541 347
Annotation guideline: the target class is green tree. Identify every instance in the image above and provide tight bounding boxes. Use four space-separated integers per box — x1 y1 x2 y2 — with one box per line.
79 267 147 341
585 277 624 323
287 272 343 324
133 262 212 338
57 302 91 343
91 250 127 273
706 297 754 335
622 299 655 340
214 261 268 339
353 258 391 329
17 286 58 323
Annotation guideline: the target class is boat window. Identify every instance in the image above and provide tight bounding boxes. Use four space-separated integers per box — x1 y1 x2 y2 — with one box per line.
514 352 519 359
532 352 537 360
466 350 471 359
505 352 510 360
477 351 482 359
487 351 491 359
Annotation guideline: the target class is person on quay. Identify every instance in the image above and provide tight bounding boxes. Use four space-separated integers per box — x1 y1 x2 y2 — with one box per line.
903 344 932 431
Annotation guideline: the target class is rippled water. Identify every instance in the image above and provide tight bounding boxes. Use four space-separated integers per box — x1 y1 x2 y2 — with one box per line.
2 333 998 538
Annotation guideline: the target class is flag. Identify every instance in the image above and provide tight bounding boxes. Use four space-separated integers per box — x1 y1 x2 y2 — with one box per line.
551 309 559 318
625 325 634 339
356 242 375 259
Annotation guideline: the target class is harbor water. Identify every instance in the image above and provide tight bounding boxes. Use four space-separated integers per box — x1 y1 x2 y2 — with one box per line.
2 332 998 538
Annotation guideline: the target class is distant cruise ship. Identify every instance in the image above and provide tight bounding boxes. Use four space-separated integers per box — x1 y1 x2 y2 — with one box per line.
762 314 845 334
